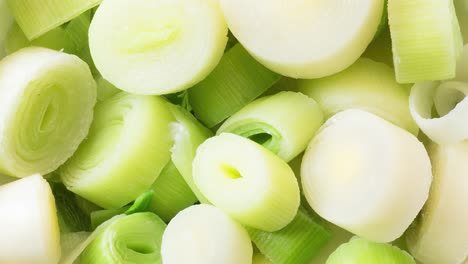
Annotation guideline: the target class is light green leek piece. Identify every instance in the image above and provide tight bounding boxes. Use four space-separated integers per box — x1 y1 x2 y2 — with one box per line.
189 43 281 127
60 92 174 209
326 238 415 264
0 47 96 178
7 0 101 40
246 209 331 264
81 212 166 264
388 0 463 83
193 133 300 232
218 91 323 162
297 58 419 135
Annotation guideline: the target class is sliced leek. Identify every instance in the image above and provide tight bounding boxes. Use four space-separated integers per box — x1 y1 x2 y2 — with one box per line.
301 110 432 242
0 174 61 264
161 204 253 264
219 0 384 78
7 0 100 40
189 43 280 127
0 47 96 178
326 237 415 264
89 0 228 95
406 142 468 264
246 209 330 264
193 133 300 231
297 58 419 135
388 0 463 83
217 91 323 162
60 92 174 209
81 213 166 264
409 81 468 144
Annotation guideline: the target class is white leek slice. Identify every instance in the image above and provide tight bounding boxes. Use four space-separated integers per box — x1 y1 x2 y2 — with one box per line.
301 110 432 242
219 0 384 78
0 174 61 264
0 47 96 178
409 81 468 145
89 0 228 95
193 133 300 232
161 204 253 264
406 142 468 264
0 0 14 58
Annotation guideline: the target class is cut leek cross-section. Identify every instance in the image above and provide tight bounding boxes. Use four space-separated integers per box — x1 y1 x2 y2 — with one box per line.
218 91 324 162
301 110 432 242
0 174 61 264
388 0 463 83
60 92 174 209
219 0 384 78
0 47 96 178
161 204 253 264
89 0 228 95
193 133 300 232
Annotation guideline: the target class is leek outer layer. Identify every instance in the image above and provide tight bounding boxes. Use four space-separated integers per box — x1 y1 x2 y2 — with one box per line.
0 47 96 178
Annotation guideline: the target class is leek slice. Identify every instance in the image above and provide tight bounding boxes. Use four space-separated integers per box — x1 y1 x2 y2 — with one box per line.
89 0 228 95
388 0 463 83
6 0 100 40
81 213 166 264
0 174 61 264
167 104 213 203
60 92 174 209
90 207 129 230
0 0 14 58
149 161 197 222
326 237 415 264
217 91 323 162
409 81 468 144
188 43 281 128
60 232 90 264
297 58 419 135
301 110 432 242
406 143 468 264
0 47 96 178
219 0 384 78
193 133 300 232
161 204 253 264
246 209 331 264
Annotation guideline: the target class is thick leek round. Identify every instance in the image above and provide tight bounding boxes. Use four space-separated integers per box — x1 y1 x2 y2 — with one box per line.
81 212 166 264
161 204 253 264
219 0 384 78
297 58 418 135
193 133 300 232
301 110 432 242
217 91 324 162
60 92 174 209
406 142 468 264
0 47 96 178
326 237 415 264
89 0 228 95
0 174 61 264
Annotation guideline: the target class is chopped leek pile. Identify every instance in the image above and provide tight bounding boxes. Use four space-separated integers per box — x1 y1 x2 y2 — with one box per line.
1 0 467 264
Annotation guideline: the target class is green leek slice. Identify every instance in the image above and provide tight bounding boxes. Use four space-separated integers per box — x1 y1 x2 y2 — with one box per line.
217 91 323 162
7 0 100 40
89 0 228 95
297 58 419 135
60 92 174 209
161 204 253 264
388 0 463 83
406 142 468 264
149 161 197 222
301 110 431 242
247 209 331 264
219 0 384 78
0 174 61 264
188 43 281 128
0 47 96 178
193 133 300 232
326 237 415 264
